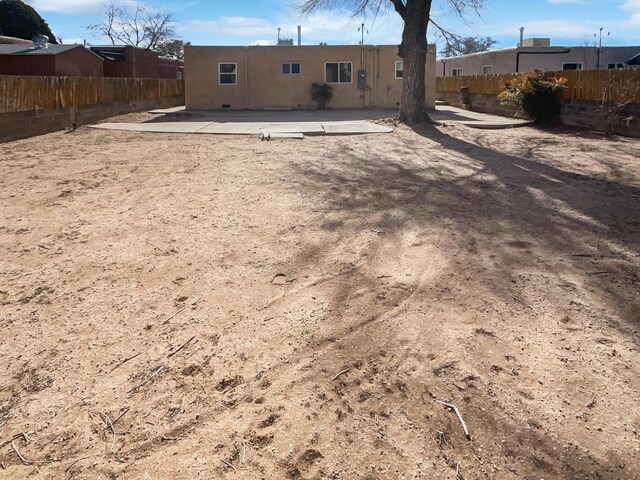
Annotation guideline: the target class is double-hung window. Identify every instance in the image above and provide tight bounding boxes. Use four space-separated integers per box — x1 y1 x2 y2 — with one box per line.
452 68 463 77
282 62 301 75
325 61 352 83
218 62 237 85
395 61 403 79
482 65 493 75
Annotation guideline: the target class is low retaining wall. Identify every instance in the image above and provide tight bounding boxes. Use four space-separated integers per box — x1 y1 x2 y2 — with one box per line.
0 95 184 143
562 99 640 138
437 90 640 137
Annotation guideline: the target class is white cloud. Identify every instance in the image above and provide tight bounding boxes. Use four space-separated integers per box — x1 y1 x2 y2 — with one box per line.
492 19 596 39
179 17 277 37
621 0 640 10
177 9 403 46
25 0 138 15
547 0 587 3
621 0 640 26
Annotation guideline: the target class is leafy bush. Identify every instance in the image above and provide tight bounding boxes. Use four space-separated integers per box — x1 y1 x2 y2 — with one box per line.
498 70 567 125
310 83 333 109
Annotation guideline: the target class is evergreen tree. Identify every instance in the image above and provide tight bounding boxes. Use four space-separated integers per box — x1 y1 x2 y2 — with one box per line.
0 0 57 44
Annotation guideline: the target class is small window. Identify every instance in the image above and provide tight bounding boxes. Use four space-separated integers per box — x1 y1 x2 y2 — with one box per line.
452 68 463 77
176 71 183 80
395 60 403 79
218 62 237 85
482 65 493 75
608 63 625 69
325 61 352 83
562 63 583 71
282 61 301 75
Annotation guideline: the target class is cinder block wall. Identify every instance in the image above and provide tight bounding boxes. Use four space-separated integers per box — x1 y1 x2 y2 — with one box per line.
437 90 640 137
0 95 184 143
562 99 640 138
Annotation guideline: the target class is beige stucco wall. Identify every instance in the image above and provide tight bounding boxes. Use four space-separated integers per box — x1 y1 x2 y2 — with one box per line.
185 44 436 110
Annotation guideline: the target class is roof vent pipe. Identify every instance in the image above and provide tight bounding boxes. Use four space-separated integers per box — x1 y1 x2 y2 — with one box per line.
519 27 524 47
32 35 49 49
297 26 302 46
277 27 281 44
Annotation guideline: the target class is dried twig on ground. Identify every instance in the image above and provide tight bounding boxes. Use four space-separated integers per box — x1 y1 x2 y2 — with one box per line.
221 459 237 472
162 300 197 325
512 295 538 315
111 406 130 426
148 241 164 253
436 400 471 440
109 352 143 373
129 366 165 394
64 456 91 473
99 412 116 451
168 335 196 358
11 440 32 465
331 368 351 381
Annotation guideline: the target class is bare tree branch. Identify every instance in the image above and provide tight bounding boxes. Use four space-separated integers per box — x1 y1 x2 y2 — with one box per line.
87 2 175 50
297 0 486 124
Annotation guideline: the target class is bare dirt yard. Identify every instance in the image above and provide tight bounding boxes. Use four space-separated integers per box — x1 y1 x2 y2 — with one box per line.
1 114 639 480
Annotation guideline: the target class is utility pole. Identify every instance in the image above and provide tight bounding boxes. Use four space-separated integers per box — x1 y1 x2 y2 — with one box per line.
595 27 610 70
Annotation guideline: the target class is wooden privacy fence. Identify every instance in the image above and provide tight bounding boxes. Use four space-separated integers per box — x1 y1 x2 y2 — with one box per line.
0 76 184 114
436 70 640 104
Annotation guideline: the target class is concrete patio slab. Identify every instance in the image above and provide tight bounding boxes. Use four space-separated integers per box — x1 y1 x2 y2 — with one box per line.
93 106 529 136
431 105 531 128
91 121 214 133
322 122 393 134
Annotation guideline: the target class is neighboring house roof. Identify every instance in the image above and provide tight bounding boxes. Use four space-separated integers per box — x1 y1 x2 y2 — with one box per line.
0 44 92 56
439 45 640 61
628 53 640 65
89 45 160 62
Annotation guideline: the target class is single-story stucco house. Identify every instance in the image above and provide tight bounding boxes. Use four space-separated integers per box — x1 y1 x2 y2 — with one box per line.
184 44 436 111
438 41 640 77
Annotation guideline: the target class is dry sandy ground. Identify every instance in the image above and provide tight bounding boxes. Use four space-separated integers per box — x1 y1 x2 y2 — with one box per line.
1 114 639 480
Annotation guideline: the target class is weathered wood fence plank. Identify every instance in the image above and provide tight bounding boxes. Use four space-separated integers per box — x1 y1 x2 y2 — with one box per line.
436 70 640 104
0 76 184 114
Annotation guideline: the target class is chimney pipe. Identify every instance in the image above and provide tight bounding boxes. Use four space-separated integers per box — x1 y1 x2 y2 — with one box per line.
519 27 524 47
297 26 302 46
278 27 281 44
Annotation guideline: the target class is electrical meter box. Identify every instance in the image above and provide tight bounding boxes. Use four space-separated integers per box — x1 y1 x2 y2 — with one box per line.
358 70 367 90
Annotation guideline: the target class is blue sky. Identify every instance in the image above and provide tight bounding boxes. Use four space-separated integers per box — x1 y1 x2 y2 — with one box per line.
25 0 640 50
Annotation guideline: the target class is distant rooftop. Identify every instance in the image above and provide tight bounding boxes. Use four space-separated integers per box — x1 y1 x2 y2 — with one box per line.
0 44 84 55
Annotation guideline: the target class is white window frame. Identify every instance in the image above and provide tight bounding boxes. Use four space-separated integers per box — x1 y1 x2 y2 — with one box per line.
562 62 583 71
482 65 493 75
452 68 463 77
218 62 237 85
176 70 183 80
324 61 353 84
282 61 301 76
608 63 625 69
395 60 403 79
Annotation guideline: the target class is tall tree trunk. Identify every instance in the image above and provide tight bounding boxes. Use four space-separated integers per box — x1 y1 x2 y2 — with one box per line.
395 0 431 124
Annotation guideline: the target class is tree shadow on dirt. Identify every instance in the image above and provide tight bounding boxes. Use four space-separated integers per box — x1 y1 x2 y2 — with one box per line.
282 126 639 479
289 125 639 334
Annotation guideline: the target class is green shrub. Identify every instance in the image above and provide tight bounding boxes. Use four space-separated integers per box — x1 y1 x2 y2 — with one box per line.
498 70 567 125
310 82 333 109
